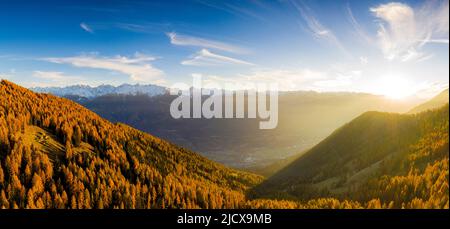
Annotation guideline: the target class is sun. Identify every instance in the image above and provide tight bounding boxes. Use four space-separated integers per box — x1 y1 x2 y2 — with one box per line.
377 75 415 100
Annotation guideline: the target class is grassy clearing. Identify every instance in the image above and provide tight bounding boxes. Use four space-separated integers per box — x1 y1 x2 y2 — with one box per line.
21 125 94 162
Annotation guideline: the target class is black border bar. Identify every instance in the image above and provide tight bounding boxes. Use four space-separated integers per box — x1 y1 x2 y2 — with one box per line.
0 209 448 228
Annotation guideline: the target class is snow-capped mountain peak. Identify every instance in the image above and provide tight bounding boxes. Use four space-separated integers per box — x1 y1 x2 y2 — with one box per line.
31 83 168 98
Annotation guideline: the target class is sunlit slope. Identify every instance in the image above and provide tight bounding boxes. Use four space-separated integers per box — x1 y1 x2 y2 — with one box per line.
408 89 449 114
271 111 421 182
0 80 262 209
252 104 449 208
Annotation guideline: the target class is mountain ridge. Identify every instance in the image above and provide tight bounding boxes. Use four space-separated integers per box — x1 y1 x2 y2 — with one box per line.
31 83 168 99
407 89 449 114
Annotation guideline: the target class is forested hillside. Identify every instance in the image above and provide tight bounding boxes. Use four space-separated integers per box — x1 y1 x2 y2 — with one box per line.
0 80 262 209
0 80 448 209
252 104 449 209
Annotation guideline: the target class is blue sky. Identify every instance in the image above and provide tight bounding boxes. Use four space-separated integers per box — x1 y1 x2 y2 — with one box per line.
0 0 448 98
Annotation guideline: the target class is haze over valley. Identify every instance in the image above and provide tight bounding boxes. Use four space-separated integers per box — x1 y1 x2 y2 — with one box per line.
31 84 431 173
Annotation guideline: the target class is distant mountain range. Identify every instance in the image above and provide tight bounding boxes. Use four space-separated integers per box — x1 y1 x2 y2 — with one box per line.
31 84 168 99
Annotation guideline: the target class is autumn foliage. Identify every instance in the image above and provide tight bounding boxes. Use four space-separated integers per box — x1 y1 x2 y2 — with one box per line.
0 80 261 209
0 80 448 209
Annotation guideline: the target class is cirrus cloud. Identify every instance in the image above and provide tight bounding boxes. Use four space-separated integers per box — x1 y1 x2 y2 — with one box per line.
197 68 327 91
30 71 87 87
42 53 165 84
80 22 94 33
289 0 348 55
167 32 247 54
370 1 449 62
181 49 254 66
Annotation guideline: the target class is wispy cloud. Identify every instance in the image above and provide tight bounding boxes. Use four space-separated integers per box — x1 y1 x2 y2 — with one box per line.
80 22 94 33
31 71 86 87
0 69 16 80
167 32 246 54
195 0 267 22
370 1 449 62
421 39 449 44
198 68 327 91
346 5 373 44
33 71 77 80
360 56 368 65
0 73 12 80
308 62 363 91
43 53 165 84
181 49 254 66
313 71 361 89
67 6 122 13
289 0 348 55
115 22 171 34
77 22 171 34
414 81 449 99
